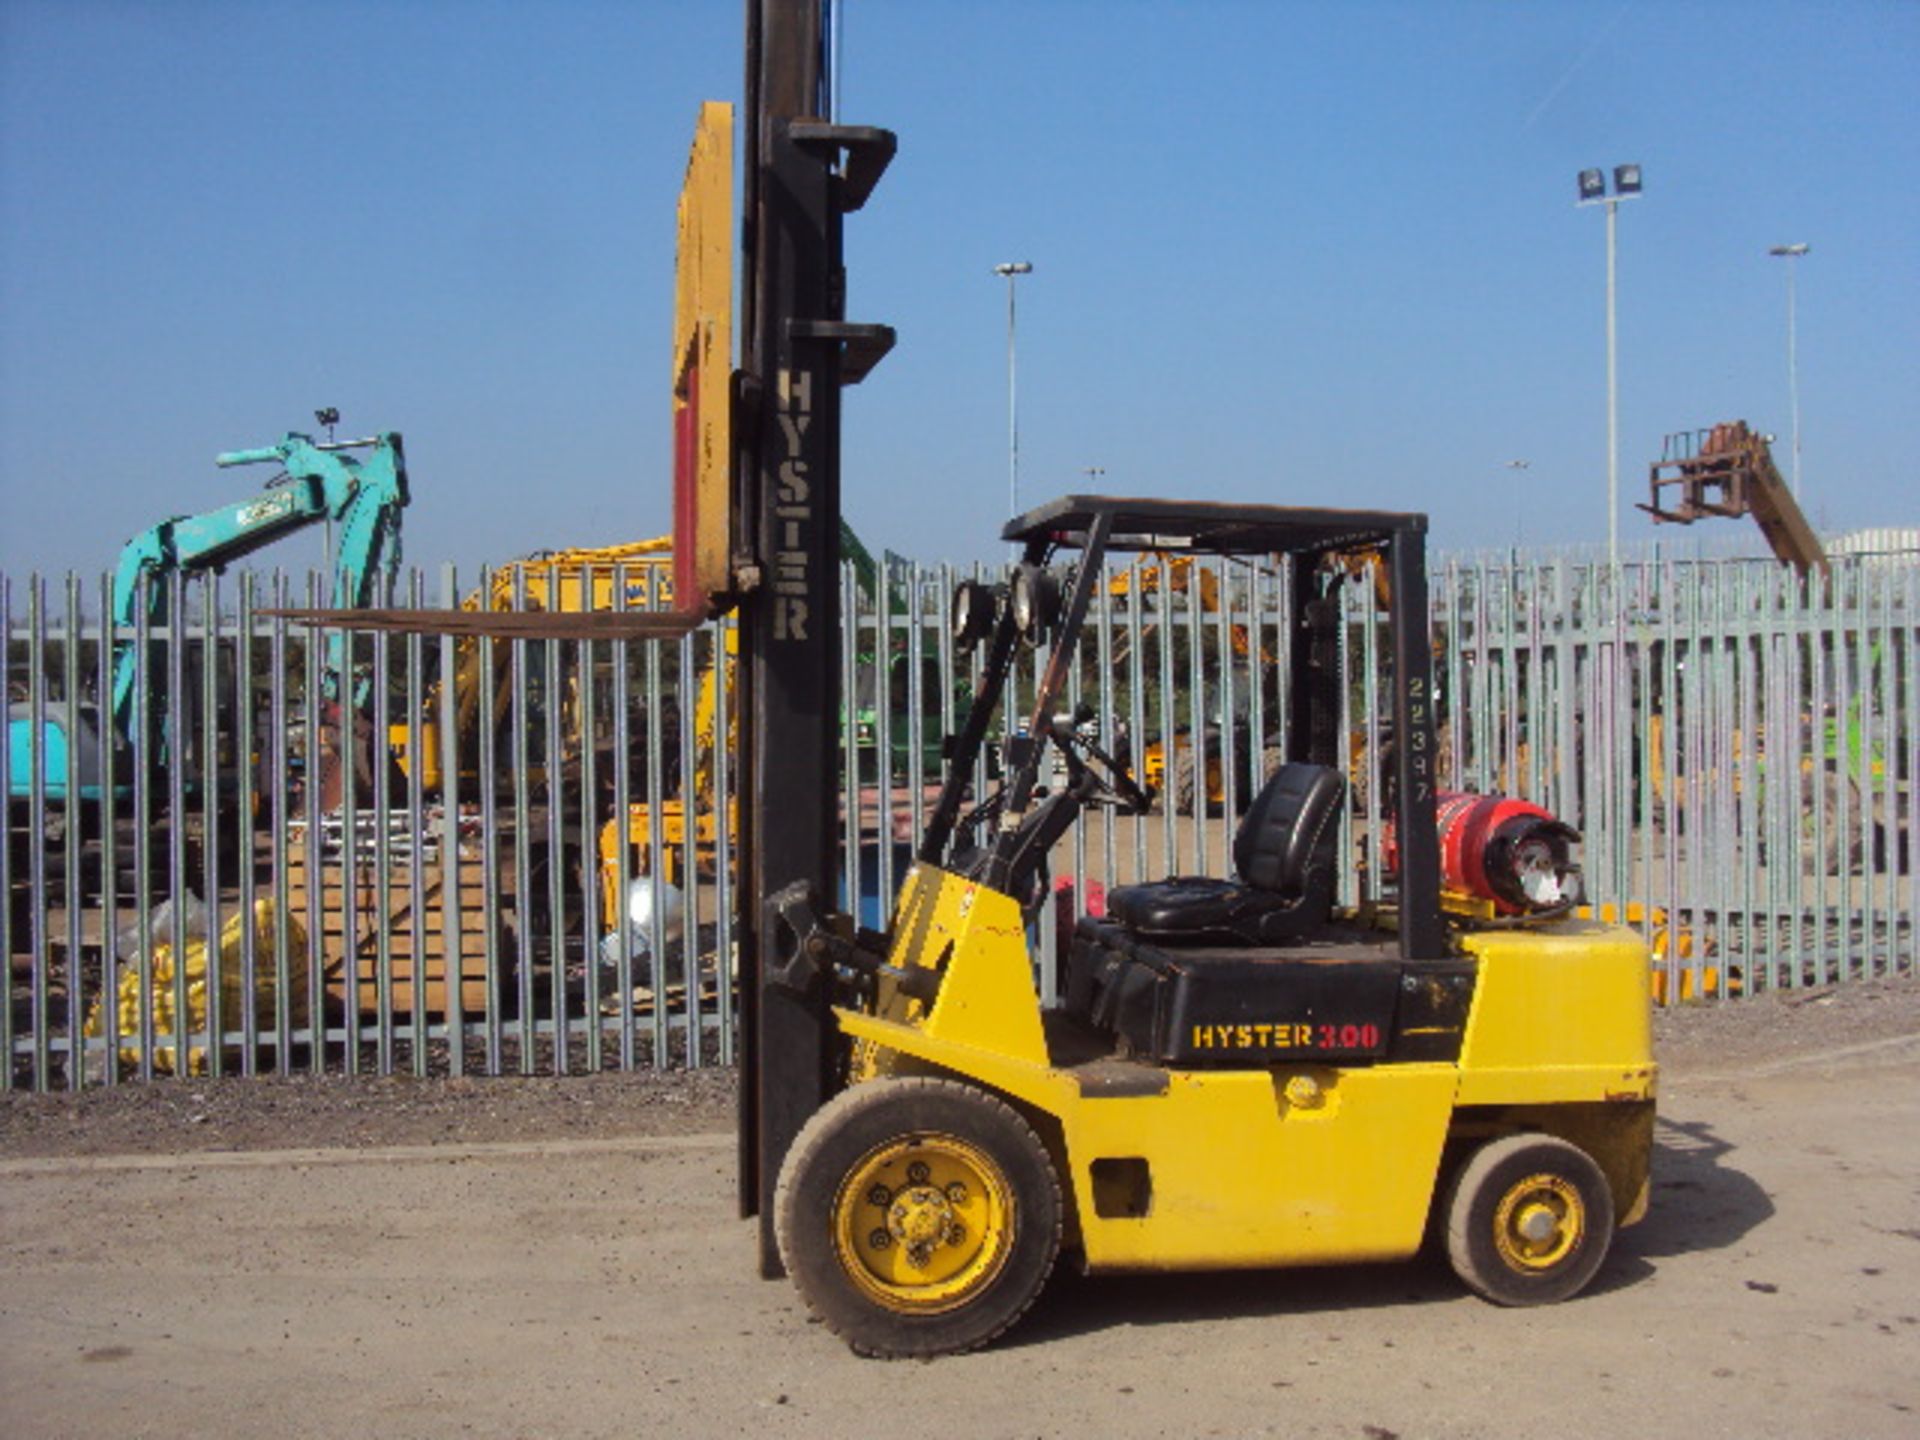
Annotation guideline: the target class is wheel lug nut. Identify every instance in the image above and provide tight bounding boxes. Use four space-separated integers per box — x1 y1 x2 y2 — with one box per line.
945 1181 969 1205
907 1162 930 1184
867 1184 892 1208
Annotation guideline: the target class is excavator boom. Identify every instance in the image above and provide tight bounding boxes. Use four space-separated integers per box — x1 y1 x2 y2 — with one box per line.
109 429 409 738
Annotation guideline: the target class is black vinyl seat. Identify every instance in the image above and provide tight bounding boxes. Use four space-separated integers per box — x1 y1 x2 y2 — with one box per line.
1106 761 1345 946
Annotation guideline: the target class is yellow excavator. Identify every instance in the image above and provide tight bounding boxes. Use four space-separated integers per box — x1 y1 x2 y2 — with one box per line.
1116 550 1399 816
593 521 943 930
388 535 679 793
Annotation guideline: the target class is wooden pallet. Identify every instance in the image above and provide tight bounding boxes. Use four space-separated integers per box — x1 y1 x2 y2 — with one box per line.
282 849 510 1018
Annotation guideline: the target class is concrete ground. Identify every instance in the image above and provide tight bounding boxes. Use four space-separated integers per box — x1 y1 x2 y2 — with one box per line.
2 984 1918 1439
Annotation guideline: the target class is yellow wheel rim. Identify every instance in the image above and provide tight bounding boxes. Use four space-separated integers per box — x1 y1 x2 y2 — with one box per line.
832 1132 1015 1314
1492 1172 1585 1272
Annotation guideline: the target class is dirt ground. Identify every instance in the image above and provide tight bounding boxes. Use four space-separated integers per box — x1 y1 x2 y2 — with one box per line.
3 981 1918 1439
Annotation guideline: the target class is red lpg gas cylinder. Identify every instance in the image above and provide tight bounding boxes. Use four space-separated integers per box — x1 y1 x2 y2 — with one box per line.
1432 791 1581 915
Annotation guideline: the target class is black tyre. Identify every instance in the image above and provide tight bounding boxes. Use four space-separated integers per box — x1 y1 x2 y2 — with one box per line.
774 1077 1062 1358
1444 1133 1614 1306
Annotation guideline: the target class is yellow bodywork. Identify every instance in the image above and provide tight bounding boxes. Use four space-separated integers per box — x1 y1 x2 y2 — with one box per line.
837 864 1655 1275
599 797 734 913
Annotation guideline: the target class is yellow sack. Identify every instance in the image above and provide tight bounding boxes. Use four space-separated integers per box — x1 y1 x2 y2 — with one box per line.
85 897 310 1075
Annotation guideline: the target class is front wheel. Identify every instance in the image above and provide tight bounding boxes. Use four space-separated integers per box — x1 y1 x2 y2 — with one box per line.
1444 1133 1615 1305
774 1077 1062 1357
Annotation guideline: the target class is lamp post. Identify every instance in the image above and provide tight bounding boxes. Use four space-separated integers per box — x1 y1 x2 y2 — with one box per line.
1506 459 1530 548
993 261 1033 530
1577 164 1643 566
1769 243 1810 500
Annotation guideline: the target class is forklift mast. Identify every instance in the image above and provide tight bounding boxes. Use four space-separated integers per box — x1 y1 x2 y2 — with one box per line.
264 7 892 1262
734 0 895 1272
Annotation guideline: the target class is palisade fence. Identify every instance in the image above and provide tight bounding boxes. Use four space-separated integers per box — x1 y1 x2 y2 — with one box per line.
4 545 1915 1091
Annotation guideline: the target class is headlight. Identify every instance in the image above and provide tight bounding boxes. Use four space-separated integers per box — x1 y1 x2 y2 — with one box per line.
950 579 999 652
1010 564 1062 643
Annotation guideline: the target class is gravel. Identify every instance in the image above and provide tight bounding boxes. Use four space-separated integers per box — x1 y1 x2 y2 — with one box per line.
3 977 1915 1160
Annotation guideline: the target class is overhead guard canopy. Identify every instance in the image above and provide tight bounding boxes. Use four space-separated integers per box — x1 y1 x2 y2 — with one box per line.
1004 494 1426 558
986 491 1448 966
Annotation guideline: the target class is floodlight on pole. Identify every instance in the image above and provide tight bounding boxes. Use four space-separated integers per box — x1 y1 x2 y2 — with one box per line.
993 262 1034 535
1577 164 1643 567
1769 243 1810 500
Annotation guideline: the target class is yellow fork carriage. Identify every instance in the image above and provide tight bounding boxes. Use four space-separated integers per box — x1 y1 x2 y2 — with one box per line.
759 499 1654 1358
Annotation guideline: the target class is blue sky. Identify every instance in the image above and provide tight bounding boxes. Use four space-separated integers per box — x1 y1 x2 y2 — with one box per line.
2 1 1915 582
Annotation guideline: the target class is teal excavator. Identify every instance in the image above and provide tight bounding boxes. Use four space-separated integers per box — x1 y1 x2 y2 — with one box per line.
109 422 409 734
8 418 408 812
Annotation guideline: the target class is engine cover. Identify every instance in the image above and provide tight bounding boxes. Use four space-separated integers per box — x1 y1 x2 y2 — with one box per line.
1064 919 1473 1068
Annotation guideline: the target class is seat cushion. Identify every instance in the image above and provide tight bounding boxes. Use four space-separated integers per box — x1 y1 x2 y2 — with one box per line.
1102 762 1345 946
1106 876 1312 947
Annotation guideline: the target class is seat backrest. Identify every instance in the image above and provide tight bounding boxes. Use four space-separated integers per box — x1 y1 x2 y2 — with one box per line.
1233 761 1346 895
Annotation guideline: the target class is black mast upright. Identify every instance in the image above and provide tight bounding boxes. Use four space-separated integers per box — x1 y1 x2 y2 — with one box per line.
735 0 894 1275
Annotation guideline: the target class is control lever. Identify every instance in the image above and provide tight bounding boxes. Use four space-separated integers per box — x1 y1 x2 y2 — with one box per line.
765 881 860 995
763 879 940 1003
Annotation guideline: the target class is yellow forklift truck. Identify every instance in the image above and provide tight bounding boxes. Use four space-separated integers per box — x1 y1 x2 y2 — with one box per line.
757 499 1656 1357
307 0 1654 1364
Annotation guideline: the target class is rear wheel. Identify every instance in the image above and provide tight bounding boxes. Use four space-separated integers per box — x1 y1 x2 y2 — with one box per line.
1444 1133 1614 1305
775 1077 1062 1357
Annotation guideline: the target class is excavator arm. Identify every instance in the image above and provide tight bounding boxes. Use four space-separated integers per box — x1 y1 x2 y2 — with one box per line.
108 429 409 740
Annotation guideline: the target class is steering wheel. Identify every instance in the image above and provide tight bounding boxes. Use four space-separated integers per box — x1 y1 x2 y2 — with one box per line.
947 721 1153 902
950 773 1009 850
1048 719 1155 816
